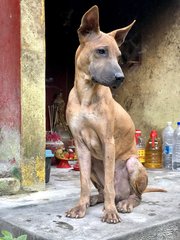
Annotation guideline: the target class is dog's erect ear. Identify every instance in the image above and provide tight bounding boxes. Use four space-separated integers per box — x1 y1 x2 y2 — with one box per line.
108 20 136 47
78 5 100 43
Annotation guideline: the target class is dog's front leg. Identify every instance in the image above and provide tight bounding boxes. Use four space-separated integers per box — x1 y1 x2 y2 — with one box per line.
66 140 91 219
102 140 121 224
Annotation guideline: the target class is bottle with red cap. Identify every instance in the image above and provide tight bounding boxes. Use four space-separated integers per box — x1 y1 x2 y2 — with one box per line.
135 129 145 164
144 130 163 169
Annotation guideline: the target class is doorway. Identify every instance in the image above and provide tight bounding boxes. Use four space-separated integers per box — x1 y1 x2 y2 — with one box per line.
44 0 143 132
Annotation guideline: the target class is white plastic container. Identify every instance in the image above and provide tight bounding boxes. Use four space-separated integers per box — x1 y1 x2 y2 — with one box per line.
162 122 174 170
172 122 180 171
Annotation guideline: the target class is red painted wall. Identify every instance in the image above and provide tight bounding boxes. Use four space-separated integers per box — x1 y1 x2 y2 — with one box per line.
0 0 21 129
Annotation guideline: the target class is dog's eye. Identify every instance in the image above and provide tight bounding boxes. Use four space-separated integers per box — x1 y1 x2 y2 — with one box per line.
96 48 107 55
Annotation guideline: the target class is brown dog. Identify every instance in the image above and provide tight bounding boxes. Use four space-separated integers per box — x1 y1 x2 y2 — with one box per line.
66 5 148 224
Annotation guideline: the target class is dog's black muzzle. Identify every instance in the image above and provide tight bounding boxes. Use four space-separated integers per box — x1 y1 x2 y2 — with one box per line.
90 61 125 89
92 72 125 89
111 72 124 89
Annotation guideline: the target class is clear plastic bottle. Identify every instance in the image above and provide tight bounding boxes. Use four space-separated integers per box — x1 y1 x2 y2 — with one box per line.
172 122 180 171
135 129 145 164
162 122 174 170
144 130 162 169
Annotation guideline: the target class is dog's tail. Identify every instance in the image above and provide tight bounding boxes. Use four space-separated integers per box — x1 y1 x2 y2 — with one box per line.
143 187 167 193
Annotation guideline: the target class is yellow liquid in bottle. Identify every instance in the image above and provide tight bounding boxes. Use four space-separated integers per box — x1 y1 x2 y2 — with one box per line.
144 139 162 169
137 148 145 163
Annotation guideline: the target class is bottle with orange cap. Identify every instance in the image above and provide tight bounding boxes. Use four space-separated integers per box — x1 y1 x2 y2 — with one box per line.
135 129 145 164
144 130 163 169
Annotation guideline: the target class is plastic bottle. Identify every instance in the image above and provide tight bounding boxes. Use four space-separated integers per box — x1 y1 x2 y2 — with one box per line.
144 130 162 169
172 122 180 171
162 122 174 170
135 129 145 164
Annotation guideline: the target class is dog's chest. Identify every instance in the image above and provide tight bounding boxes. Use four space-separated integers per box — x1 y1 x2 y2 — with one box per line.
69 110 104 158
70 109 100 134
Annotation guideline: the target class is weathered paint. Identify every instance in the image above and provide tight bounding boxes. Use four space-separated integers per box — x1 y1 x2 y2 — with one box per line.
0 0 46 193
0 0 21 129
20 0 46 191
21 156 45 189
0 126 20 163
0 0 21 183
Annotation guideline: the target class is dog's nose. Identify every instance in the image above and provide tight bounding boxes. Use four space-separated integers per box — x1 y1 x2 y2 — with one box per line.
115 72 124 82
112 73 125 89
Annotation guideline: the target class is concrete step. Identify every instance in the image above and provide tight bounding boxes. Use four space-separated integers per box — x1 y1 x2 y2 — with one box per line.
0 168 180 240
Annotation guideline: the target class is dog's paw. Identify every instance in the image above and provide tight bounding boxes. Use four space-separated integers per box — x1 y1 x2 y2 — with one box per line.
65 204 87 218
101 209 121 224
116 199 134 213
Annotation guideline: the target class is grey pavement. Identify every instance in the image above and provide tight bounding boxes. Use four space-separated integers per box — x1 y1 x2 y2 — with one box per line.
0 166 180 240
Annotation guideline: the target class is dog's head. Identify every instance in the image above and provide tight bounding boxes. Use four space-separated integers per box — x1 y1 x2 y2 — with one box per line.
76 5 135 89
